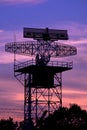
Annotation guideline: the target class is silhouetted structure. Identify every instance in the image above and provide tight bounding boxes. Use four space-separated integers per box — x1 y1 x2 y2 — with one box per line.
5 27 77 130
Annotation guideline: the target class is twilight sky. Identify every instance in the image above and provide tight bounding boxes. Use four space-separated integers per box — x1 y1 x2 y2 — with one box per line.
0 0 87 121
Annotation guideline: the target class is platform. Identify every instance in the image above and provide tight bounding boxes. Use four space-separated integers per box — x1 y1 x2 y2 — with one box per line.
14 60 73 88
14 60 73 72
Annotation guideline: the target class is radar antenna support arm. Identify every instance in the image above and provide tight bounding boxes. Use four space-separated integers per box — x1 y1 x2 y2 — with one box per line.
35 53 51 66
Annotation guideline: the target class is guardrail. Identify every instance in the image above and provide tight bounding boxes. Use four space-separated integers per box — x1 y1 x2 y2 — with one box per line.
14 59 73 71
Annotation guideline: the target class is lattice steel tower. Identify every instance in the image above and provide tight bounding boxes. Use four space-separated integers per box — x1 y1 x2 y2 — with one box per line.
5 27 77 130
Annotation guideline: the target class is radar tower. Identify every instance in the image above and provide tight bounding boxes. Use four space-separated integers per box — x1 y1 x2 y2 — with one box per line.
5 27 77 130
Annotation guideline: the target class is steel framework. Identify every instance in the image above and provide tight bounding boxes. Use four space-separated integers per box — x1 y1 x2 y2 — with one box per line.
5 40 77 58
5 27 77 130
13 59 73 129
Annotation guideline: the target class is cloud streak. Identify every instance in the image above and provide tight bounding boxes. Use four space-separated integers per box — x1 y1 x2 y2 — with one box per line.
0 0 46 5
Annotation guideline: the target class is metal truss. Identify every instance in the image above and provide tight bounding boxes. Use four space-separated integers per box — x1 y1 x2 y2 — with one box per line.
15 71 62 128
5 40 77 58
5 35 77 130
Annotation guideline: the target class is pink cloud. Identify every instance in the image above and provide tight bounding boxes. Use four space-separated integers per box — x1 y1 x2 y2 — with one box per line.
53 22 87 39
0 0 47 5
0 51 33 64
63 88 87 110
66 23 87 38
0 30 24 44
0 52 13 64
0 30 4 33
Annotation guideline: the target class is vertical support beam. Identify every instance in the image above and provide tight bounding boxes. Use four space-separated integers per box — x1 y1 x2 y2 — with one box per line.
35 87 38 128
24 74 34 130
48 88 50 115
60 73 62 108
54 72 62 108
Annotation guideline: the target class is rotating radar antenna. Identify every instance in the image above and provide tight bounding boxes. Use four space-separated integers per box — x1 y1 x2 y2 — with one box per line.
5 27 77 65
5 27 77 130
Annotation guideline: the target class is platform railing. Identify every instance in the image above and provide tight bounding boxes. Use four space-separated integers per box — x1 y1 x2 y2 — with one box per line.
14 59 73 71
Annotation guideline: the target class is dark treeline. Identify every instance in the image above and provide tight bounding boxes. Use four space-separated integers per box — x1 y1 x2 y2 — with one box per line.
0 104 87 130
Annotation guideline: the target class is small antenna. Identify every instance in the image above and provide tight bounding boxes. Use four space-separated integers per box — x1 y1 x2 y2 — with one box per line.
14 33 16 42
13 33 16 74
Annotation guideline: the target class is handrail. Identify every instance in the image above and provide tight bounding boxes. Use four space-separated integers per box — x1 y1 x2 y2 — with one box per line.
14 59 73 71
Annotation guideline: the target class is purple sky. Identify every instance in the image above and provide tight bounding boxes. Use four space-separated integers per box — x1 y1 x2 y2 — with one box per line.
0 0 87 121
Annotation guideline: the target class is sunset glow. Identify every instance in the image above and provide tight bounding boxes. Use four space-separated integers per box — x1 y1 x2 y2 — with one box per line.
0 0 87 121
